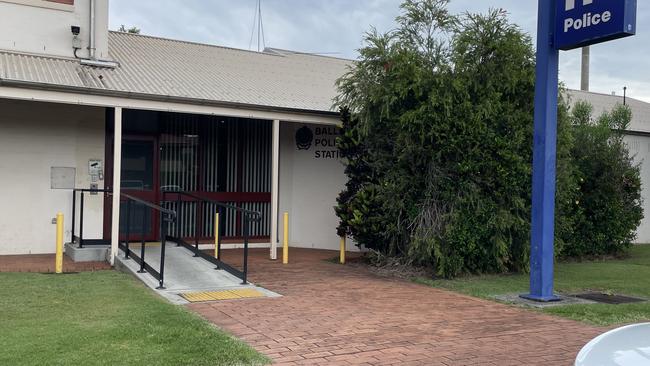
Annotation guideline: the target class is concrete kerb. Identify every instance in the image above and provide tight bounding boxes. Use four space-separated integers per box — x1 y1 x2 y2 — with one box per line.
494 293 597 308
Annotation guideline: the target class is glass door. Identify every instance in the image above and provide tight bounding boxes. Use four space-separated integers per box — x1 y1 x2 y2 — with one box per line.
119 138 158 241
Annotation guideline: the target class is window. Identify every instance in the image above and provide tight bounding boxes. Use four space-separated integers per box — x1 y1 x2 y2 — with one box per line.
0 0 74 11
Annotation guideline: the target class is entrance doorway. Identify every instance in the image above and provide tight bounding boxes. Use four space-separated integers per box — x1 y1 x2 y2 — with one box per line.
119 137 158 241
106 109 272 243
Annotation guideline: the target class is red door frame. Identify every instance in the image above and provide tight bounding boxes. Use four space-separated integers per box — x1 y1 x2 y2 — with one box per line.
102 111 272 243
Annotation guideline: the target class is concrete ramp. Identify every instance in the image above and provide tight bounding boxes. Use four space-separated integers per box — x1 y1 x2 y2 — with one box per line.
115 243 279 304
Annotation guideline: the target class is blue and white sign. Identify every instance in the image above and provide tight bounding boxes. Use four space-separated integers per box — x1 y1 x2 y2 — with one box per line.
555 0 637 50
525 0 637 303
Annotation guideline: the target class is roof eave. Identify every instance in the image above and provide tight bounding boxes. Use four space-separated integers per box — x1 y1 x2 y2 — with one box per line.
0 78 341 118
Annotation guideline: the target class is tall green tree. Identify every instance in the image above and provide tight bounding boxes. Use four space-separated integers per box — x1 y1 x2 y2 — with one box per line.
336 1 539 277
335 0 642 278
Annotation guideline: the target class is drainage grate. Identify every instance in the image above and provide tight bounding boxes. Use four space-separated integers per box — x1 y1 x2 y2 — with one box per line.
180 288 265 302
574 292 646 305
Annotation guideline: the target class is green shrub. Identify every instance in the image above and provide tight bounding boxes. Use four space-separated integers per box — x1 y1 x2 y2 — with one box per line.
334 0 643 278
336 1 537 277
557 101 643 257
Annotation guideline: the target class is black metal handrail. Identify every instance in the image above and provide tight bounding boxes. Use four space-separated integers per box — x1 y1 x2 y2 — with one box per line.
71 188 112 247
161 190 260 284
118 193 176 289
71 188 176 289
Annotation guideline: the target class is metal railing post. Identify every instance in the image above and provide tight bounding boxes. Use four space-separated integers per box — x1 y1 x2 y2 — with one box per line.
158 214 167 289
71 190 76 244
138 204 146 273
176 192 182 245
124 199 131 259
79 191 85 248
242 214 249 285
194 199 200 256
214 209 221 270
217 206 223 261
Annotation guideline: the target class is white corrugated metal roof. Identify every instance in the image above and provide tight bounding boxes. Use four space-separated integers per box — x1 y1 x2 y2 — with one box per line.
567 89 650 133
0 31 352 113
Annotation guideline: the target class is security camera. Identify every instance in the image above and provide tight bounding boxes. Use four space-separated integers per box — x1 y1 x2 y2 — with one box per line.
71 26 80 35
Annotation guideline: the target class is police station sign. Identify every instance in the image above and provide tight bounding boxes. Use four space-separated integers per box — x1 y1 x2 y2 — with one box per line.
555 0 637 50
525 0 637 302
295 125 341 159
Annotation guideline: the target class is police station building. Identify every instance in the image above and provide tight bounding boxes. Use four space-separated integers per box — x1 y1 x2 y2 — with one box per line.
2 0 650 270
0 0 353 263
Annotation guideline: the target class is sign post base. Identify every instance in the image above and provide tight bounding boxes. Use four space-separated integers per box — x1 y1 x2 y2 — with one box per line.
520 293 562 303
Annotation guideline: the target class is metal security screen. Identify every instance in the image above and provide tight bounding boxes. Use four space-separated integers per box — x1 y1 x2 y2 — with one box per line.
113 109 273 242
156 112 272 240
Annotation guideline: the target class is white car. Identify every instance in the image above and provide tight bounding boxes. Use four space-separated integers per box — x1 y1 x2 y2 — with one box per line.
575 323 650 365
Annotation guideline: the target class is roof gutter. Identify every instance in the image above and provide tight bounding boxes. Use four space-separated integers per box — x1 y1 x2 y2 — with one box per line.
0 78 340 118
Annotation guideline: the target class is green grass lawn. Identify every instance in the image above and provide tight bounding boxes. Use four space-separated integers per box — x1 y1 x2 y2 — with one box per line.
0 271 269 366
418 245 650 326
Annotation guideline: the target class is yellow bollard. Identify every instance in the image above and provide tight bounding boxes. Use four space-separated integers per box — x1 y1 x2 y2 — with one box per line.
55 212 64 274
283 212 289 264
340 236 346 264
214 212 220 258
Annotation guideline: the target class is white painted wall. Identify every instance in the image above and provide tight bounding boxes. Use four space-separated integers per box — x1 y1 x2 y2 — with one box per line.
0 98 105 254
0 0 109 59
625 134 650 243
278 121 355 251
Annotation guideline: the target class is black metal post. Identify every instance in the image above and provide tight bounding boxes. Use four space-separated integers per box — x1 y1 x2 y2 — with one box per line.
158 214 167 289
176 192 182 246
194 199 200 256
124 199 131 259
71 190 76 244
79 191 85 248
138 204 146 273
242 214 249 285
217 206 223 261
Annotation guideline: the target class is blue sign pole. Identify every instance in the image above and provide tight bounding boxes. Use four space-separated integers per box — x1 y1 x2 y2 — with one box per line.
523 0 561 302
523 0 636 302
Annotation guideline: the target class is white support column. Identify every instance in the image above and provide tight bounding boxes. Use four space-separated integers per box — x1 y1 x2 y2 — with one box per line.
270 119 280 260
110 107 123 265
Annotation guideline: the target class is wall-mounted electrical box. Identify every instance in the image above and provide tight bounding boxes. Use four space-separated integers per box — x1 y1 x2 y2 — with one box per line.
51 167 76 189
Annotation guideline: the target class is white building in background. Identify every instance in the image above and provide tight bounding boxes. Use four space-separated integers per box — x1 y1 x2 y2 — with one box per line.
1 1 649 267
0 0 354 262
568 89 650 243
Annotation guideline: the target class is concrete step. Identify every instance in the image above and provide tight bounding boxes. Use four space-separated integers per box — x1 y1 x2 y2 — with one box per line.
64 242 109 262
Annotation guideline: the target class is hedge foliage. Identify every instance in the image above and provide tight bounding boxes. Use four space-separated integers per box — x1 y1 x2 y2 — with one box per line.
334 0 643 278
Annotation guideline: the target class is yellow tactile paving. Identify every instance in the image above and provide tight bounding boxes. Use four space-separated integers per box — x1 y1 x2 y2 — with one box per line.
209 291 243 300
233 288 265 298
180 289 265 302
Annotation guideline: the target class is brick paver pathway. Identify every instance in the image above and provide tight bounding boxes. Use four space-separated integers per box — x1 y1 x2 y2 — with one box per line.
0 253 111 272
188 248 603 365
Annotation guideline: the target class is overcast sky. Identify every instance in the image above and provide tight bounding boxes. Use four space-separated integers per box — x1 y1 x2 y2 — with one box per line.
109 0 650 102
